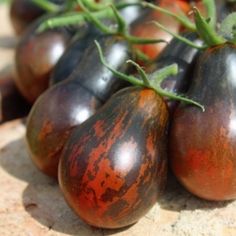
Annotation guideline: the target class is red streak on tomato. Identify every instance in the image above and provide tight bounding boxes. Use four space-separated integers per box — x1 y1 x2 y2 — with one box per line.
93 120 105 138
146 133 156 159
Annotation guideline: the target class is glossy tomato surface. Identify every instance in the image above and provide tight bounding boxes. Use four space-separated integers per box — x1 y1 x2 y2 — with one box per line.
59 87 169 228
170 44 236 201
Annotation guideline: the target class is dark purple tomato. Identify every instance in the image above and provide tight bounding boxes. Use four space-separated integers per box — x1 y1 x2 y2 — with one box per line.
10 0 64 35
26 35 130 178
169 44 236 201
14 15 72 104
59 87 169 229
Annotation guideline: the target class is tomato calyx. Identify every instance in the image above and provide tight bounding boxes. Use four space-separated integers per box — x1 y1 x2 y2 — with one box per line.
95 40 205 111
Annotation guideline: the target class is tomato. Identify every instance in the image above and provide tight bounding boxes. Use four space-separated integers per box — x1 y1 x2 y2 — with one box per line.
14 15 72 104
26 35 130 178
169 44 236 201
59 87 168 228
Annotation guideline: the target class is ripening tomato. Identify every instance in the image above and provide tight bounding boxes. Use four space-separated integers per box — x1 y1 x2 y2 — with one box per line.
170 44 236 201
59 87 169 228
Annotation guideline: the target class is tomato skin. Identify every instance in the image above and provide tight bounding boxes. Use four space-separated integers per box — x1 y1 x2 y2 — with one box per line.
59 87 168 228
26 36 130 178
14 15 71 104
169 44 236 201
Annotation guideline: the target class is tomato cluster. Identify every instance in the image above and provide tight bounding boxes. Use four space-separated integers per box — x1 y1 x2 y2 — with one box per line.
4 0 236 230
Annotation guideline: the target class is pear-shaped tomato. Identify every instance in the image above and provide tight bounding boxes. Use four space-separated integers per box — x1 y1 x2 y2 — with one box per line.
59 87 169 228
170 44 236 201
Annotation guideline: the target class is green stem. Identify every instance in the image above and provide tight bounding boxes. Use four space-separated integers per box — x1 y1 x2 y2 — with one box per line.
153 21 206 49
81 0 113 11
134 49 152 63
141 1 196 31
155 87 205 111
150 64 178 87
37 4 167 46
126 60 151 86
202 0 216 28
113 1 196 31
124 34 167 45
31 0 60 12
77 0 115 34
193 8 226 46
115 0 141 9
65 0 77 10
96 40 204 111
95 40 144 86
37 9 115 32
110 4 128 34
